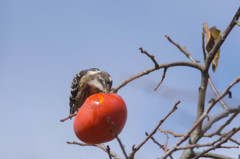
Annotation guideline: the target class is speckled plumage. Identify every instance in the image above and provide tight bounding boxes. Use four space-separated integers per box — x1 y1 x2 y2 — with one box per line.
69 68 112 114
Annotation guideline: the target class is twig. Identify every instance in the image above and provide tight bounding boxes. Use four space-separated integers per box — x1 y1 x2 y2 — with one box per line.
208 78 228 109
146 132 174 159
202 29 207 62
205 76 240 114
158 128 169 153
193 151 235 159
107 145 113 159
113 61 203 93
60 113 76 122
66 141 121 159
164 35 200 63
154 68 167 91
204 112 239 137
228 137 240 145
139 47 159 68
176 132 229 150
162 76 240 159
159 128 184 137
235 20 240 26
166 29 228 110
204 7 240 71
192 127 240 159
107 118 128 159
128 101 180 159
145 132 164 150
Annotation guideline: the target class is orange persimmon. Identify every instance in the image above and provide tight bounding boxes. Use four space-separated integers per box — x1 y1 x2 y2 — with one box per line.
73 92 127 144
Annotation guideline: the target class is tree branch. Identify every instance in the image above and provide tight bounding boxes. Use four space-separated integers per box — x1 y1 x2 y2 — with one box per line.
112 61 203 93
66 141 121 159
208 78 229 109
165 35 200 63
128 101 180 159
139 47 159 68
193 151 235 159
108 118 128 159
202 29 207 62
203 109 239 135
154 68 167 91
204 7 240 71
192 127 240 159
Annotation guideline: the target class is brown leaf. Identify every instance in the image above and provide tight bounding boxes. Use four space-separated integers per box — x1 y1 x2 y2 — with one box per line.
203 23 221 72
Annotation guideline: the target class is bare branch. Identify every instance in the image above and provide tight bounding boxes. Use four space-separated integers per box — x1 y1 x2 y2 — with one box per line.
192 127 240 159
129 101 180 159
108 118 128 159
204 7 240 71
154 68 167 91
113 61 203 93
107 145 113 159
166 28 228 110
208 78 228 109
139 47 159 68
66 141 121 159
158 128 170 153
193 151 235 159
145 132 164 150
159 128 184 137
205 76 240 114
60 113 76 122
204 112 239 137
176 133 225 150
165 34 200 63
228 137 240 145
202 30 207 62
160 112 209 159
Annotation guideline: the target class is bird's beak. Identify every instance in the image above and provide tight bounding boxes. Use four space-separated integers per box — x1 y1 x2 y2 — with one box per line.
104 88 108 93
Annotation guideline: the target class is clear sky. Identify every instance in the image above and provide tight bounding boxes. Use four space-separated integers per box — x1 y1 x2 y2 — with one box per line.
1 0 240 159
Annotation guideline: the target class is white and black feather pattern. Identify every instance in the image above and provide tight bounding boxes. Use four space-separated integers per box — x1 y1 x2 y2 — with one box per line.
69 68 112 114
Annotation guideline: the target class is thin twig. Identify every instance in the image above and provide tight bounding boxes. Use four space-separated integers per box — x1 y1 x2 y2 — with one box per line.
161 76 240 159
139 47 159 68
202 28 207 62
154 68 167 91
113 61 203 93
204 7 240 71
158 128 169 153
166 130 184 137
60 113 76 122
176 133 229 150
107 145 113 159
193 151 235 159
164 35 200 63
193 127 240 159
108 118 128 159
166 29 228 110
208 78 229 109
129 101 180 159
204 112 239 137
205 76 240 114
66 141 121 159
145 132 164 150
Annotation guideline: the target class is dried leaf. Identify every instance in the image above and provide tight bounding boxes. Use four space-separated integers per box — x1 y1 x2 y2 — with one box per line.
203 23 221 72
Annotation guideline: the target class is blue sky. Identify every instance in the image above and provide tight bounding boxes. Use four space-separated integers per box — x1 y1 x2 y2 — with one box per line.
1 1 240 159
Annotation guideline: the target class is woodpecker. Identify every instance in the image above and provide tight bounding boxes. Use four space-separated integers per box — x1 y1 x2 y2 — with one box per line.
69 68 112 114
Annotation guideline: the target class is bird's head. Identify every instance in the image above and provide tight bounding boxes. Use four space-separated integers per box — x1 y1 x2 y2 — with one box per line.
84 69 112 94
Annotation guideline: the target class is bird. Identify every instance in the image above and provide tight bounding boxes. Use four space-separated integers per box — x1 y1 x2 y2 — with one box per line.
69 68 112 115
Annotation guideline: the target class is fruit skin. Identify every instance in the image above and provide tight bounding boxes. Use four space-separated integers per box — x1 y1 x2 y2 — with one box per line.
73 92 127 144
